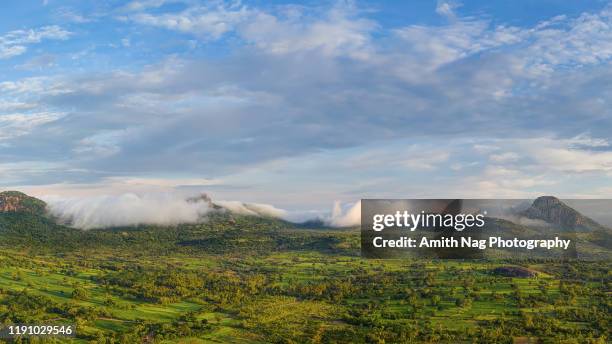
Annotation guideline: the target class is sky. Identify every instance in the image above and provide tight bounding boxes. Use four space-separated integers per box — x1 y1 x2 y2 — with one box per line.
2 0 612 219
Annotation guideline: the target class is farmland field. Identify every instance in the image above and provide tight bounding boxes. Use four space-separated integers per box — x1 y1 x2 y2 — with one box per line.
0 215 609 343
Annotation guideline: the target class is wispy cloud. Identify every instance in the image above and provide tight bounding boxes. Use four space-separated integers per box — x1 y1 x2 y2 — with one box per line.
0 112 65 140
128 2 249 40
0 26 70 59
239 3 376 59
126 1 376 58
435 0 462 19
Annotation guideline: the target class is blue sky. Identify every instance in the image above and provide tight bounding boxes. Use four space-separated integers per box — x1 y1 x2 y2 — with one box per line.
2 0 612 218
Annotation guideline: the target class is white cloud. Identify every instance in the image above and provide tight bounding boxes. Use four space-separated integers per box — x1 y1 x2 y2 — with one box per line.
328 200 360 227
451 135 612 198
73 130 129 158
481 166 555 189
528 144 612 173
470 135 612 175
130 2 249 40
522 7 612 74
391 3 612 83
45 192 212 229
0 45 26 59
0 77 49 94
393 19 526 73
128 1 376 59
436 0 461 19
567 133 609 148
215 200 288 218
0 100 37 112
239 6 376 59
121 0 169 12
0 112 65 140
42 189 296 230
0 26 71 59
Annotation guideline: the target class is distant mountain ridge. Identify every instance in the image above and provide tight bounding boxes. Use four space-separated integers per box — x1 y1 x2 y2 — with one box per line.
522 196 606 232
0 191 609 259
1 191 608 233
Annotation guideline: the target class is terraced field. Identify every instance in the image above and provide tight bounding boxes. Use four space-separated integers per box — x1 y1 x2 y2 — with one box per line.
0 232 609 343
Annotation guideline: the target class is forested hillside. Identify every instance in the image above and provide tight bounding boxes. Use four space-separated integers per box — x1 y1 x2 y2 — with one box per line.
0 193 609 343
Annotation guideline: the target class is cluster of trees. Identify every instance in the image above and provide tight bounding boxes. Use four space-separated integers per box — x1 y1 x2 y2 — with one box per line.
93 268 269 306
88 315 210 344
0 288 107 325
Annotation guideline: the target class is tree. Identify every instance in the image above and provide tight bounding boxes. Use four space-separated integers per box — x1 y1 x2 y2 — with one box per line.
72 286 89 300
431 295 441 307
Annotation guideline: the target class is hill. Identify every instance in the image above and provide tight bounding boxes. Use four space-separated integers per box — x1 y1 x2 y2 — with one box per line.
522 196 607 231
0 192 608 259
0 192 82 250
0 191 351 255
0 191 47 215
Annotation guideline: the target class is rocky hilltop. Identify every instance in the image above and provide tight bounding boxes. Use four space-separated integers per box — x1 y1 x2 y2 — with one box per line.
0 191 47 214
186 193 222 210
522 196 605 231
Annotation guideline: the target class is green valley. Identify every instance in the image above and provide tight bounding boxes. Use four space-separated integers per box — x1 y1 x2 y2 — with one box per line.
0 192 609 343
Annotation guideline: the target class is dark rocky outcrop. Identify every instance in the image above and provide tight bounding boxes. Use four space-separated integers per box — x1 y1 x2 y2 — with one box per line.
186 193 222 210
0 191 47 214
522 196 605 231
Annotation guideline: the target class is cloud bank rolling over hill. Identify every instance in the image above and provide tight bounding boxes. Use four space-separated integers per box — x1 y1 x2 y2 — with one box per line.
41 192 360 229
